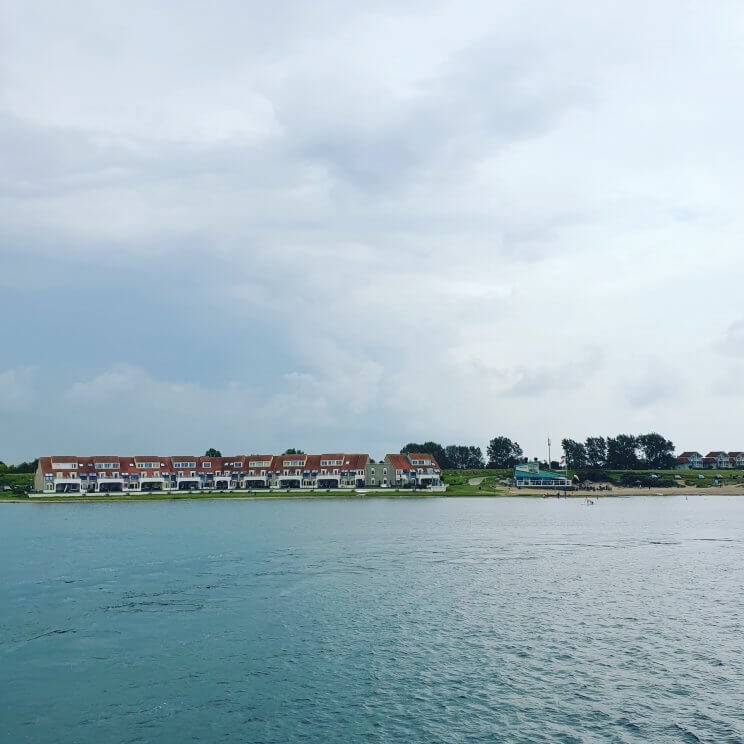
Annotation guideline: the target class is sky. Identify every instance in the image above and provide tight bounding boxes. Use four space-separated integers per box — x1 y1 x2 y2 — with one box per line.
2 0 744 464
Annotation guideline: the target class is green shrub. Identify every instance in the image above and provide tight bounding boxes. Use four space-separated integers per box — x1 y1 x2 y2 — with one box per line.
575 469 612 483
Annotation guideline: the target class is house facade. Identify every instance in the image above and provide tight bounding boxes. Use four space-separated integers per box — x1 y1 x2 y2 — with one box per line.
34 452 442 493
728 452 744 468
675 451 704 469
704 451 731 469
675 451 744 469
513 462 569 488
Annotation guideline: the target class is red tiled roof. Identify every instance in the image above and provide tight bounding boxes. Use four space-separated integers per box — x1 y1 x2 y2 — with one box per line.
406 452 441 469
706 451 726 457
197 456 224 470
304 455 322 470
679 451 701 458
386 454 413 471
276 453 307 467
342 454 369 470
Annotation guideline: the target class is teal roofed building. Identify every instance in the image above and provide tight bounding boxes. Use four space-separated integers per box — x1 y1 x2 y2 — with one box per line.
514 461 568 488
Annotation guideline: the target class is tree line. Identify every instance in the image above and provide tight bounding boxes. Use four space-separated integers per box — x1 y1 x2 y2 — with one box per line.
401 438 525 469
561 433 675 470
0 459 38 474
404 432 676 471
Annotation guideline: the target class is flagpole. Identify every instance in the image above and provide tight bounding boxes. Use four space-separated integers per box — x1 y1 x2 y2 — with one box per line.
548 437 551 468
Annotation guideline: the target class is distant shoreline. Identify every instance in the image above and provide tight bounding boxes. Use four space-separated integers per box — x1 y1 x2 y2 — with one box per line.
2 485 744 504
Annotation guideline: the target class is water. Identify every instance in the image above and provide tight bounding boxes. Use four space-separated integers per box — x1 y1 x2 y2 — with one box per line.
1 496 744 743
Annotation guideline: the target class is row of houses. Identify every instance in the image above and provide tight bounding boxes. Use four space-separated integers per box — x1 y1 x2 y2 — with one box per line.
676 451 744 469
34 453 442 494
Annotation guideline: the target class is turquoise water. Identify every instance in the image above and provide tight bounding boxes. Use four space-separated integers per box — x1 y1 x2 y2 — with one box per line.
1 496 743 743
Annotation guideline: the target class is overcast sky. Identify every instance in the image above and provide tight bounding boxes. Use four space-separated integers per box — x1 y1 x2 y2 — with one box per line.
2 1 744 463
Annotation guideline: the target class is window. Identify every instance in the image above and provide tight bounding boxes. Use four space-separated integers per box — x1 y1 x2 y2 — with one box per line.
251 460 271 467
321 459 342 466
284 459 304 467
95 462 118 469
173 461 196 469
202 461 211 468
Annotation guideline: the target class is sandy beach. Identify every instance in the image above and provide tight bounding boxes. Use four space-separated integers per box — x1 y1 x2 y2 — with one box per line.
505 485 744 497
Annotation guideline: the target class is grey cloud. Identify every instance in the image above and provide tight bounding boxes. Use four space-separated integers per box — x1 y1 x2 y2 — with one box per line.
622 364 682 408
3 1 744 463
0 367 35 412
716 319 744 356
286 38 591 192
500 347 604 397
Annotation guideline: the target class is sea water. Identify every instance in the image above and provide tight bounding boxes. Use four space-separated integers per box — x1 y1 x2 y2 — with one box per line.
1 496 743 743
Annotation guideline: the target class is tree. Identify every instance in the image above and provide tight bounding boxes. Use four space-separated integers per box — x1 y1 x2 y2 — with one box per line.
401 442 450 469
606 434 639 469
204 448 222 457
466 446 485 469
283 448 305 455
444 445 485 469
561 438 588 469
636 432 675 469
486 437 523 468
4 459 37 474
585 437 607 468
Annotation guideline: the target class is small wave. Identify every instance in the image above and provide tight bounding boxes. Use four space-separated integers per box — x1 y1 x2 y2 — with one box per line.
104 599 204 612
26 628 76 642
670 723 703 742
